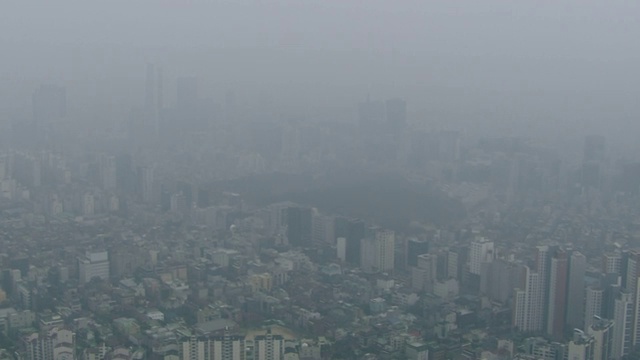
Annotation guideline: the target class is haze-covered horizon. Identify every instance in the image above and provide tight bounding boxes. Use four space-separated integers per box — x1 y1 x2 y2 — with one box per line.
2 0 640 159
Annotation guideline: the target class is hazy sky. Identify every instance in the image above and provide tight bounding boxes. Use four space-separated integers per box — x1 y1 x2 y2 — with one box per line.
2 0 640 154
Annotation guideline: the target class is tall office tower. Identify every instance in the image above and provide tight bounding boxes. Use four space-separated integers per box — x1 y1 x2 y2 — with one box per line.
512 265 544 332
621 250 640 348
405 239 429 268
23 327 75 360
588 318 614 360
385 98 407 131
612 291 634 359
603 252 622 275
254 331 284 360
311 210 334 245
546 249 569 339
584 135 606 163
32 84 66 127
412 254 438 292
567 330 595 360
283 207 312 247
344 219 365 266
566 251 587 330
535 245 554 332
469 237 494 275
211 335 245 360
602 277 622 320
406 239 430 268
584 287 604 331
375 229 395 272
78 251 110 284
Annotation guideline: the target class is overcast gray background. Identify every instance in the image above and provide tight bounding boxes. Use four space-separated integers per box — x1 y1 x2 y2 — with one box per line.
1 0 639 159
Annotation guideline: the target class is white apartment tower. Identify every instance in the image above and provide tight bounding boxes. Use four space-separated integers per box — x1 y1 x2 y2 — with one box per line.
469 237 494 275
612 291 634 359
512 265 544 332
253 331 284 360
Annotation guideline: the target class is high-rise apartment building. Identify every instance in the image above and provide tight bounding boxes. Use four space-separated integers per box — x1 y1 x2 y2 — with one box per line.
180 334 245 360
612 291 634 359
376 229 395 273
211 335 245 360
360 229 395 273
603 252 622 275
588 318 614 360
469 237 494 275
253 331 284 360
566 330 595 360
513 265 544 332
584 287 604 331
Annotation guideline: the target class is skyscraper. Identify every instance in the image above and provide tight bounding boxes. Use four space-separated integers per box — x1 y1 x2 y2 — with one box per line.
334 218 365 266
512 265 544 332
566 251 587 330
612 291 634 359
603 252 622 275
584 286 604 331
469 237 494 275
360 229 395 273
412 254 437 292
375 229 395 273
406 239 430 268
546 249 568 339
283 207 312 247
